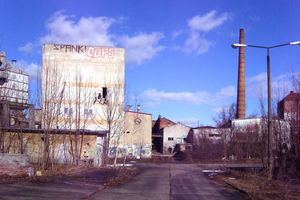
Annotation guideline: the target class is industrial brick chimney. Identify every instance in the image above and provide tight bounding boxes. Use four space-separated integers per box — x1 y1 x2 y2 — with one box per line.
236 29 246 119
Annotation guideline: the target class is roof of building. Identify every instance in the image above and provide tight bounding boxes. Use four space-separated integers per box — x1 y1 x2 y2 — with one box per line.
160 117 175 127
152 115 176 133
281 91 300 101
152 120 156 127
1 127 108 136
193 126 216 129
164 122 191 129
125 110 152 116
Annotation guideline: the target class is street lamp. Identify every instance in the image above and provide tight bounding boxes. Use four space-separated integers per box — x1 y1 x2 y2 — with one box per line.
232 41 300 180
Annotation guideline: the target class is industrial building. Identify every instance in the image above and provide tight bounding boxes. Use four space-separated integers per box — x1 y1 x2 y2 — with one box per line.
42 44 125 131
122 110 152 158
0 51 34 130
42 43 126 162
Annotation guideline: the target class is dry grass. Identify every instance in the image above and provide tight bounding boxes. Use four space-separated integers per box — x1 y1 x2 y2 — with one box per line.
0 162 139 187
104 166 139 187
213 169 300 200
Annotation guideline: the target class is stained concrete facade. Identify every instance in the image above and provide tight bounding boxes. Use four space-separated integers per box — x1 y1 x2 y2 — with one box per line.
1 130 106 166
152 116 176 153
42 44 125 131
232 118 290 148
163 123 190 153
187 127 225 146
116 111 152 158
42 44 125 164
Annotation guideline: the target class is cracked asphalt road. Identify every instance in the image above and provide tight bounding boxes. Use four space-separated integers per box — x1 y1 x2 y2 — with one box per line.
0 163 246 200
89 163 244 200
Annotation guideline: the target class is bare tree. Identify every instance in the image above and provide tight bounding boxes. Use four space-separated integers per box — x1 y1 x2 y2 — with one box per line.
42 59 65 170
95 76 125 165
212 103 236 160
62 66 96 165
212 103 236 128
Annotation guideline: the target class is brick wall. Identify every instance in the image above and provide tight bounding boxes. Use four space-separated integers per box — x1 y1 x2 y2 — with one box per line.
0 153 30 177
0 164 29 176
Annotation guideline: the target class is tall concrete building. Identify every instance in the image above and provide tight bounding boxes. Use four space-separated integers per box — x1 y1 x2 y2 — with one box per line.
42 44 125 131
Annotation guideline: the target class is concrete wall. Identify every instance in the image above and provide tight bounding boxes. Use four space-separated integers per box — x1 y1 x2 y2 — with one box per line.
0 153 29 167
0 154 31 177
232 118 290 147
42 44 125 131
1 131 105 167
109 111 152 158
191 128 224 145
163 123 190 153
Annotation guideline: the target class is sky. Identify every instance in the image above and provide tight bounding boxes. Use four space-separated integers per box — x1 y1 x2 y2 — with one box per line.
0 0 299 127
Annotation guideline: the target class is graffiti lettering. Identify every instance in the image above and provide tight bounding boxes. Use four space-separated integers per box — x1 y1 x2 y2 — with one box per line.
53 44 86 53
54 44 59 50
109 145 151 158
86 47 114 58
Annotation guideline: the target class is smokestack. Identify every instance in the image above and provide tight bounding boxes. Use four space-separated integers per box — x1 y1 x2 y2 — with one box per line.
236 29 246 119
12 60 17 68
137 105 141 112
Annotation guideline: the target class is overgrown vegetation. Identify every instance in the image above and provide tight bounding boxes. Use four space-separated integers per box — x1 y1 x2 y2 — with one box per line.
211 168 300 200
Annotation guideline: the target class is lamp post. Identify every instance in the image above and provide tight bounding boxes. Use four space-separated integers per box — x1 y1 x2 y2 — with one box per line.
232 41 300 180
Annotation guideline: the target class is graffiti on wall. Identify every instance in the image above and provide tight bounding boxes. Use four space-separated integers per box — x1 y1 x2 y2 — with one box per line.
54 44 86 53
86 47 114 58
109 144 151 158
51 142 73 164
53 44 114 58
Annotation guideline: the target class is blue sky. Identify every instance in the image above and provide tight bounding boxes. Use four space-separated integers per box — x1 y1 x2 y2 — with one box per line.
1 0 299 127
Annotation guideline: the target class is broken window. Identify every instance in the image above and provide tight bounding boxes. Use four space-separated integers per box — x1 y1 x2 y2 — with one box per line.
103 87 107 98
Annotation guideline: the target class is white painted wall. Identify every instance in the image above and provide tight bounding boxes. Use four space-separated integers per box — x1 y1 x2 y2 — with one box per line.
42 44 125 131
163 123 190 153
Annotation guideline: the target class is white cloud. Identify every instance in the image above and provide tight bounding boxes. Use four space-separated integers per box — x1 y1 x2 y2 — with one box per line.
23 10 165 66
142 89 211 105
119 32 165 66
184 32 213 54
178 10 229 55
142 86 236 106
188 10 229 32
249 16 261 22
15 60 41 82
247 72 267 84
143 101 161 108
246 72 293 99
215 86 236 99
172 30 183 38
174 118 202 127
212 107 222 114
18 42 35 54
40 10 116 46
